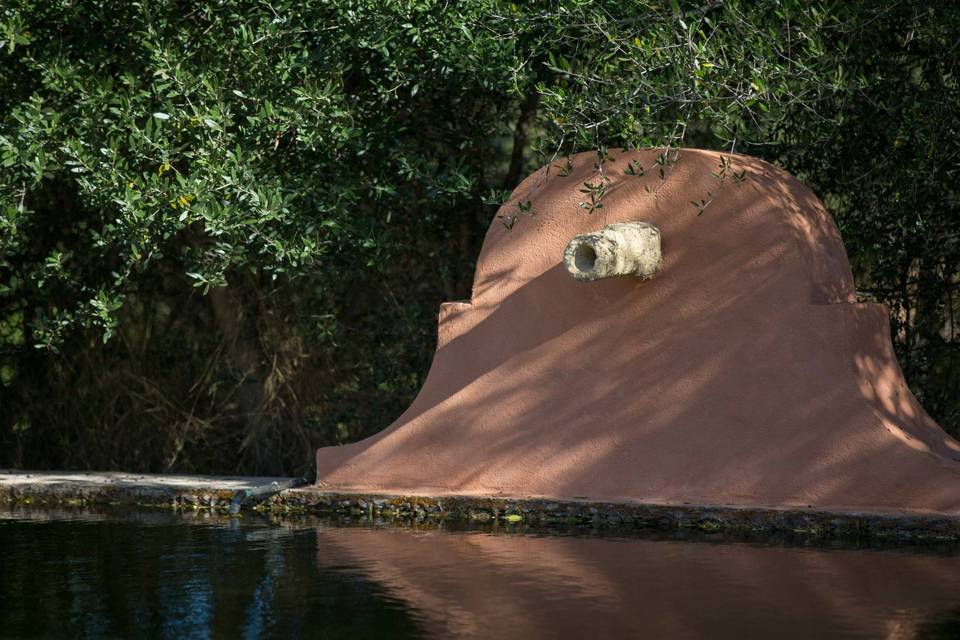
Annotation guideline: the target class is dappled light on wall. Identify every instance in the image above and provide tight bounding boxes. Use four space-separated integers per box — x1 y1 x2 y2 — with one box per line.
315 148 960 517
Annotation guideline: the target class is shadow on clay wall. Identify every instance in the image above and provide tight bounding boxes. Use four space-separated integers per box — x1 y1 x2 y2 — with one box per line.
317 150 960 511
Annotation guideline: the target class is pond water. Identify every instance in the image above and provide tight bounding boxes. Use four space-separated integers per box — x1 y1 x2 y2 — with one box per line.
2 508 960 639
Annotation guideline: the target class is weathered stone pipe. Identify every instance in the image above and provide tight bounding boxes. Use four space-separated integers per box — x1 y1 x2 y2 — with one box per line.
562 222 662 281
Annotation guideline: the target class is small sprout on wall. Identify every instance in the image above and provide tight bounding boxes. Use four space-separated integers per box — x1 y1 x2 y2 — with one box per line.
656 153 668 179
624 160 645 177
579 178 608 214
690 155 749 215
498 214 519 230
654 149 679 179
555 157 574 177
594 146 615 170
498 200 535 231
691 192 714 216
710 155 732 182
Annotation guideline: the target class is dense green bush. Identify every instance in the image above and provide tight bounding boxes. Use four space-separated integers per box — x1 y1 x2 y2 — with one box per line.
1 1 958 475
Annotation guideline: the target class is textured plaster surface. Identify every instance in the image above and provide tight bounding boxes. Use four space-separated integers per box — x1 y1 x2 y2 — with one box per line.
315 148 960 517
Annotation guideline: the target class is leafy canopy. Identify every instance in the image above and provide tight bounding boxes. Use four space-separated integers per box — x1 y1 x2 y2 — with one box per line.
1 1 958 472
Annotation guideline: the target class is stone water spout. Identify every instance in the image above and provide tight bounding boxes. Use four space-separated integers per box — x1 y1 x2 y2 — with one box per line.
562 221 661 281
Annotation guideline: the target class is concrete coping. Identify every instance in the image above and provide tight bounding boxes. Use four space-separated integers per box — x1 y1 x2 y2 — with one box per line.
3 472 959 545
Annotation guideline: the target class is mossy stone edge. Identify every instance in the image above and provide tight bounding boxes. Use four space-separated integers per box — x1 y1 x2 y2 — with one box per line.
4 482 958 544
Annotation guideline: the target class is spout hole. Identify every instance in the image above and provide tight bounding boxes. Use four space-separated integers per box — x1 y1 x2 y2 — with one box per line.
574 244 597 273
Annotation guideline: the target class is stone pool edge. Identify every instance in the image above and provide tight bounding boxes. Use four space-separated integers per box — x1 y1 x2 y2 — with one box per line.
3 472 959 544
267 490 960 543
0 471 304 514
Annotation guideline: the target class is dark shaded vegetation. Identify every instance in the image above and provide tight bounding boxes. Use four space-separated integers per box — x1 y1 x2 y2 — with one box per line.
1 1 958 475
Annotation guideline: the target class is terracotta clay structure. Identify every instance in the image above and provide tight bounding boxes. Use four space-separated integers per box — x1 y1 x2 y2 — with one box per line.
315 148 960 517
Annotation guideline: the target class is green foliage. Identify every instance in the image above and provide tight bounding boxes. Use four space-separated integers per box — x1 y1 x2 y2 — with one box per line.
0 0 958 473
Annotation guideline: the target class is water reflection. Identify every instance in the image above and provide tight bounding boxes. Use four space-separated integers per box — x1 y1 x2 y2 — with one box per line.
0 510 420 639
315 525 960 640
2 508 960 639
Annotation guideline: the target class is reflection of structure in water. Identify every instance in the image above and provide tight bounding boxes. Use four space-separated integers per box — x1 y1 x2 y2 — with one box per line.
316 525 960 640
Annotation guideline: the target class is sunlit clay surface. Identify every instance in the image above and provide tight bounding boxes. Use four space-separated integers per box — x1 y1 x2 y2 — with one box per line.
315 148 960 516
